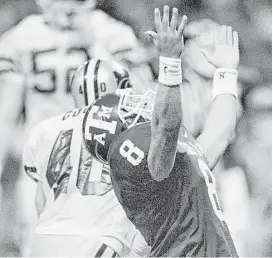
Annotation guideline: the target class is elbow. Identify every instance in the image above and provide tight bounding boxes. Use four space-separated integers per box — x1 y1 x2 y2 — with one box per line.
147 151 174 182
148 163 170 182
147 127 180 182
147 158 171 182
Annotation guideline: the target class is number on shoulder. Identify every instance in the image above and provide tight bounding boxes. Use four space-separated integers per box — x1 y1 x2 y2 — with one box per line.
119 139 145 166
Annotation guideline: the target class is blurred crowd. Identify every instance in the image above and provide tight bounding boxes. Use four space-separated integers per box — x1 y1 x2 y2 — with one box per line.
0 0 271 257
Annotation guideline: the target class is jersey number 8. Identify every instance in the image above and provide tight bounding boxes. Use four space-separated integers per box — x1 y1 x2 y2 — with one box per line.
120 139 145 166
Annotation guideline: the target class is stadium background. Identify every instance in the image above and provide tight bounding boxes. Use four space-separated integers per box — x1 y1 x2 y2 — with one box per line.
0 0 271 256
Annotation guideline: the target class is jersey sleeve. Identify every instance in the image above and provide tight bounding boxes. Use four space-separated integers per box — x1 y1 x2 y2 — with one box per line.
22 123 42 182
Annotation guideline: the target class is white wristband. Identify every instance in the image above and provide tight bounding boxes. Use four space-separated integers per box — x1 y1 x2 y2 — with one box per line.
212 68 238 100
158 56 182 86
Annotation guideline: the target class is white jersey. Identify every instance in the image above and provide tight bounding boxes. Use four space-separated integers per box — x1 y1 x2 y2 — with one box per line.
22 107 149 256
0 10 153 132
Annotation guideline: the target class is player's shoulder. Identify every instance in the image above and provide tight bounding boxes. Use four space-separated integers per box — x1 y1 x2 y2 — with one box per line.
24 117 50 152
109 122 204 159
110 122 151 151
1 14 43 40
24 106 87 157
62 106 89 122
39 106 88 132
25 110 74 145
108 122 151 186
89 9 110 26
36 106 87 128
17 14 44 29
90 10 130 31
29 114 61 139
90 10 138 47
0 14 47 52
108 122 151 168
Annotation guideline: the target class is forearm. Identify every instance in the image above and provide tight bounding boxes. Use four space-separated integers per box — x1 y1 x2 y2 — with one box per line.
146 7 187 181
148 56 183 181
35 181 46 217
148 83 182 181
197 69 238 169
191 24 239 170
152 83 182 130
197 94 237 169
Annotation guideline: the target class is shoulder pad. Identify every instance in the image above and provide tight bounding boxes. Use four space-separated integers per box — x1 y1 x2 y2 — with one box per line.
108 122 151 166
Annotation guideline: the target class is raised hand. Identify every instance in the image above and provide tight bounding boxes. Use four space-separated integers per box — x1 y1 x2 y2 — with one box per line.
145 6 188 59
201 25 239 69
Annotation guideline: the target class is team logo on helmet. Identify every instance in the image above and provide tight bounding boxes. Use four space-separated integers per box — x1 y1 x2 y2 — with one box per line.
83 90 154 163
83 94 124 163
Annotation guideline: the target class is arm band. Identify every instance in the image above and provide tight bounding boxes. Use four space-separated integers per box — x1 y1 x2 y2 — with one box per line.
158 56 182 86
212 68 238 100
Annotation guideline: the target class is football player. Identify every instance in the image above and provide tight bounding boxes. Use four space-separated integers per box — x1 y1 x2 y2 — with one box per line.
22 58 149 257
83 6 239 256
0 0 153 254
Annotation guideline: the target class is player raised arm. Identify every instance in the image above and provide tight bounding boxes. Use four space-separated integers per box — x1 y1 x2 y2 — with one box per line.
145 6 187 181
197 25 240 169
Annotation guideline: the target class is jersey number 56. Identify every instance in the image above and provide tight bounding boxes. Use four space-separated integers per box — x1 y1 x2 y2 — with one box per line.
32 47 89 93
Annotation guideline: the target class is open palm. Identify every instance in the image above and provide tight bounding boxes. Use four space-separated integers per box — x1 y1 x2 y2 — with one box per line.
201 25 239 69
145 6 188 59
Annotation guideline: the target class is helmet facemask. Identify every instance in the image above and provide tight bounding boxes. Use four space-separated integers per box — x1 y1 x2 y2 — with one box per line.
117 89 155 128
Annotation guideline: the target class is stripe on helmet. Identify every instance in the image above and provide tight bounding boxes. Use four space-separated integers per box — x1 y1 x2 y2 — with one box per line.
84 59 101 105
93 59 101 100
83 61 90 105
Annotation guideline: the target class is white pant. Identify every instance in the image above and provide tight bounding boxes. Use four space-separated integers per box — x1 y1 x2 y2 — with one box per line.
29 234 119 257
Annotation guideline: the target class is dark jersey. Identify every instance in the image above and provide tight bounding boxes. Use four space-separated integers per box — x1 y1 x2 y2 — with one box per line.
108 122 238 257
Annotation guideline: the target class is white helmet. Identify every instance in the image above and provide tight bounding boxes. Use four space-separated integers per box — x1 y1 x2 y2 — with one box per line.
70 58 133 107
36 0 96 30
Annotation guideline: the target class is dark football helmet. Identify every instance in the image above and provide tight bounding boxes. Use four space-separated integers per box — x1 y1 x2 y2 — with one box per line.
83 89 155 163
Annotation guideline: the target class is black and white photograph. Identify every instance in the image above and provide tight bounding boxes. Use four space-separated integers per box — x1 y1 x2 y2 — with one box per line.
0 0 271 257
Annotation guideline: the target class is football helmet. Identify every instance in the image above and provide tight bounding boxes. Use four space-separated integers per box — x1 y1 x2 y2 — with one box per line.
70 58 133 107
36 0 96 30
83 90 155 163
117 89 155 125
